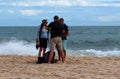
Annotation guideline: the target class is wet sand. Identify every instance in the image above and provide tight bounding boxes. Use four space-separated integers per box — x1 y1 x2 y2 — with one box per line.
0 55 120 79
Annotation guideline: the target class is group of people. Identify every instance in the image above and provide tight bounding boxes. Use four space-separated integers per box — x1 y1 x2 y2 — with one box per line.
36 15 69 64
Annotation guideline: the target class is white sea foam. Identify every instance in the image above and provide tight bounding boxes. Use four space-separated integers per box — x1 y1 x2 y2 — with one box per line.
67 49 120 57
0 40 38 56
0 40 120 57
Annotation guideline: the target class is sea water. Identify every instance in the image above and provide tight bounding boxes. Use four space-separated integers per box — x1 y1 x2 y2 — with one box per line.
0 26 120 57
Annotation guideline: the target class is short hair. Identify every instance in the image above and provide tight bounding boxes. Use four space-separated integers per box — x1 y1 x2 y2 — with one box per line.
59 18 64 21
54 15 59 19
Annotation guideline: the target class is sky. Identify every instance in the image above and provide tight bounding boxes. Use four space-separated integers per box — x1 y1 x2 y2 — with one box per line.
0 0 120 26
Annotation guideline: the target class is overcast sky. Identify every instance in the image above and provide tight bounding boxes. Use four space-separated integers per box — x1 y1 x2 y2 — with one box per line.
0 0 120 26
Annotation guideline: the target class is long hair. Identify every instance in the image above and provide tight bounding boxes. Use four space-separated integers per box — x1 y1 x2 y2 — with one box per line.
39 23 44 38
40 23 44 30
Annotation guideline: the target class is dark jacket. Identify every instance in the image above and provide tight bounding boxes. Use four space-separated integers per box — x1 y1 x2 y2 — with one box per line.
48 21 63 38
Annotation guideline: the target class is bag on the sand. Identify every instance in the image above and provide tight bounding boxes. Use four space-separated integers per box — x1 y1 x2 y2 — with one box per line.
43 51 57 63
36 57 43 64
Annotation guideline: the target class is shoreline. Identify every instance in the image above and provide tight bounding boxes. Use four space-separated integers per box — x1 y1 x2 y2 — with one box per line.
0 55 120 79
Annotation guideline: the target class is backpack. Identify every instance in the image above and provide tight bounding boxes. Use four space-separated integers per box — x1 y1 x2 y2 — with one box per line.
43 51 57 63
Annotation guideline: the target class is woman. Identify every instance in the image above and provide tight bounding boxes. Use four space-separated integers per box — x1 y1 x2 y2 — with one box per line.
36 19 49 64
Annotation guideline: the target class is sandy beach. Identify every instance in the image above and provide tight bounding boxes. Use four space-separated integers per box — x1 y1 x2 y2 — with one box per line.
0 55 120 79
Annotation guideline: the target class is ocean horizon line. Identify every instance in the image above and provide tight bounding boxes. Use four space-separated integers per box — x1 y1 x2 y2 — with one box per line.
0 25 120 27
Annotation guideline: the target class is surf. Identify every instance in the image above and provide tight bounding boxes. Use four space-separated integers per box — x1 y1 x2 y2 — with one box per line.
0 39 120 57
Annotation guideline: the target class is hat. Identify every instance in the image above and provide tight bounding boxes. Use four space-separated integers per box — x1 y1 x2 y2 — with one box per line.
42 19 47 23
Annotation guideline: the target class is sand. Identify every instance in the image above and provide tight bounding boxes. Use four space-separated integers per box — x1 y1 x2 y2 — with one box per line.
0 55 120 79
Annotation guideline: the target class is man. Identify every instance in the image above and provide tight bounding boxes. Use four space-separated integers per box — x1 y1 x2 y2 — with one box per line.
48 16 65 63
58 18 69 61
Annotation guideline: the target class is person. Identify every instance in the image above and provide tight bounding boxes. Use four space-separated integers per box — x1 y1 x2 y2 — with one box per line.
47 15 65 63
58 18 69 61
36 19 49 64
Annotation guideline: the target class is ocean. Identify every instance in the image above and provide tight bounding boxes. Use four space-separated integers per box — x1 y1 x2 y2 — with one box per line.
0 26 120 57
